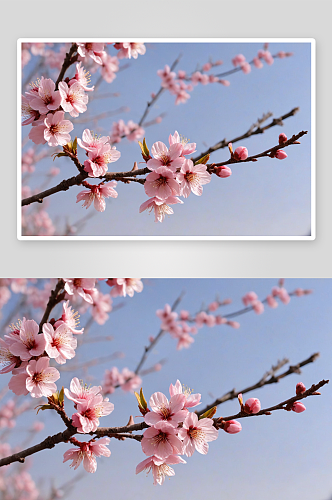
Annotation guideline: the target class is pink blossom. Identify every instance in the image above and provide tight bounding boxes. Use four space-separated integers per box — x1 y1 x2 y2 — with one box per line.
21 95 41 125
291 402 306 413
241 62 251 74
274 149 288 160
223 420 242 434
141 421 184 460
178 412 218 456
8 318 46 361
0 338 21 374
233 146 248 161
145 167 181 199
176 331 195 350
72 394 114 433
244 397 261 414
114 42 146 59
191 71 209 85
272 286 291 304
59 81 88 117
100 53 119 83
136 454 186 485
157 65 176 88
120 368 142 392
43 322 77 365
242 291 258 306
83 143 121 177
102 367 124 394
296 382 306 395
69 62 95 91
44 111 73 147
8 372 29 396
28 123 47 145
176 159 211 197
169 380 201 409
106 278 143 298
156 304 178 329
77 43 105 64
226 320 240 329
24 357 60 398
90 290 113 325
147 142 185 172
63 278 96 304
55 300 84 335
232 54 246 66
64 377 102 404
76 182 118 212
253 57 263 69
173 82 192 105
266 294 278 308
144 392 187 427
216 166 232 178
29 77 61 114
218 79 230 86
77 129 110 152
63 438 111 473
139 196 183 223
252 301 264 314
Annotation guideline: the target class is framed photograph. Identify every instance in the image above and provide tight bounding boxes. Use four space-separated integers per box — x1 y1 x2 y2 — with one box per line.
18 39 315 239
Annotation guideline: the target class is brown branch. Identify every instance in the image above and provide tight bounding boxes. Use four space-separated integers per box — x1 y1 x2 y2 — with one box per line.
0 428 76 467
39 279 65 332
207 130 307 172
55 43 78 89
197 353 320 417
216 379 329 425
192 107 299 163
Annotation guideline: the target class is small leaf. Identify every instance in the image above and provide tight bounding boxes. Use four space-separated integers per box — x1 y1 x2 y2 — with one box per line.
198 406 217 420
195 154 210 165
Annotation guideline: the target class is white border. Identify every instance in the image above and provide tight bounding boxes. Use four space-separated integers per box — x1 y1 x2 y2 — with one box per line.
17 38 316 241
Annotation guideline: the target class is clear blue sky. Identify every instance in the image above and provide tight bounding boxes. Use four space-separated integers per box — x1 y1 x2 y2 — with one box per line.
21 41 312 237
0 279 330 499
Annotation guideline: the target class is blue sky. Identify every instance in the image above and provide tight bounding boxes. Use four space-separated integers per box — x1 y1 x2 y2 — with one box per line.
0 278 330 499
21 41 312 237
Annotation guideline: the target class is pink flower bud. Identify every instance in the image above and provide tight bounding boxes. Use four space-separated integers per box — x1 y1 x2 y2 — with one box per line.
252 301 264 314
233 147 248 161
177 70 186 79
216 315 227 325
223 420 242 434
279 133 288 144
216 166 232 178
266 294 278 308
274 149 288 160
296 382 306 395
208 301 219 312
253 57 263 69
214 60 223 66
291 402 306 413
241 62 251 74
218 79 230 86
226 321 240 329
202 62 212 72
244 398 261 414
154 363 162 372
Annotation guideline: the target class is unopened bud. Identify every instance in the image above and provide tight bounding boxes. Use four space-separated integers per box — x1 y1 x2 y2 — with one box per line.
291 402 306 413
233 146 248 161
243 398 261 414
279 133 288 144
223 420 242 434
296 382 306 395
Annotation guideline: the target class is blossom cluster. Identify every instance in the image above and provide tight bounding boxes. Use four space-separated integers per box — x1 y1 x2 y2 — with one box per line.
157 45 293 106
155 284 312 349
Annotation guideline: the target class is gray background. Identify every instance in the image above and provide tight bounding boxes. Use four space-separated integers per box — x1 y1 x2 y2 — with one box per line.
4 0 332 277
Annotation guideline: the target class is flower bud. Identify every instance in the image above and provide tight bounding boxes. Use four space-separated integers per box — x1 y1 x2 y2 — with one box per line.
279 133 288 144
296 382 306 395
291 402 306 413
233 147 248 161
274 149 288 160
223 420 242 434
216 166 232 178
244 398 261 414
